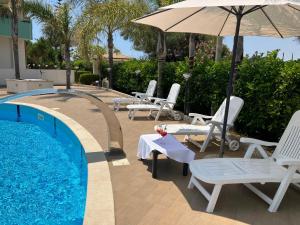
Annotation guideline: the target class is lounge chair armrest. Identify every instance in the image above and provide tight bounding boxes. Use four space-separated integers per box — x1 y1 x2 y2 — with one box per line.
240 138 278 147
158 100 175 105
148 97 165 101
206 120 234 128
188 113 213 119
132 91 144 95
243 138 275 159
137 94 149 99
148 97 167 103
276 159 300 166
132 92 148 98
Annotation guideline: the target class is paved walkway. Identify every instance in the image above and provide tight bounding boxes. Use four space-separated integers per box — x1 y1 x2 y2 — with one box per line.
4 85 300 225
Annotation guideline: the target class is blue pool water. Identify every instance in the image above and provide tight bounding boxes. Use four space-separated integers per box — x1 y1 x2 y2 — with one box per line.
0 107 87 224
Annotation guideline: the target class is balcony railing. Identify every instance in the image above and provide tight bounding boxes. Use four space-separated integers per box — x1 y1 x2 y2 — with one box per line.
0 17 32 40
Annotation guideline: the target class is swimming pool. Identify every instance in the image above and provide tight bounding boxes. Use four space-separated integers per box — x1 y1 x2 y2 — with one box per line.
0 103 88 225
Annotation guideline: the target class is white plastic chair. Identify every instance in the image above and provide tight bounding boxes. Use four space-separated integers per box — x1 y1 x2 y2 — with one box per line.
188 110 300 213
127 83 181 121
155 96 244 152
112 80 157 111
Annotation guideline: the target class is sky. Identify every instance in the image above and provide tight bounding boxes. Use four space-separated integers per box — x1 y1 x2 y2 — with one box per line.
32 3 300 61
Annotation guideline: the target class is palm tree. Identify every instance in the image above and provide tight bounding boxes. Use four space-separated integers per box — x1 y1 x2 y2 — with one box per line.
76 0 147 89
149 0 184 97
25 1 74 89
0 0 22 79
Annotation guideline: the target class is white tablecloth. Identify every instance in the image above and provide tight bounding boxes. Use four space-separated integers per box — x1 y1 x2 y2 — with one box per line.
137 134 195 164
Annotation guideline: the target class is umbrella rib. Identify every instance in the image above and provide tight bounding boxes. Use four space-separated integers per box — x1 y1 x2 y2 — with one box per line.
243 5 266 15
218 11 231 36
133 8 171 22
288 4 300 12
260 8 283 38
219 6 237 15
165 7 206 32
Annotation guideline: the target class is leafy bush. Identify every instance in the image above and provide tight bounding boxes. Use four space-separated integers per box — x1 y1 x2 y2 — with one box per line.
79 73 99 85
113 59 157 93
235 51 300 141
72 59 92 71
75 70 88 83
112 52 300 141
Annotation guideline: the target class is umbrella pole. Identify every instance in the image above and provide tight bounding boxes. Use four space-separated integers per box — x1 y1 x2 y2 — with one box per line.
219 13 242 157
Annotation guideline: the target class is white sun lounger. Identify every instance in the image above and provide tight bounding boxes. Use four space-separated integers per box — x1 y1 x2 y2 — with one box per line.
127 83 181 121
188 110 300 213
155 96 244 152
113 80 157 111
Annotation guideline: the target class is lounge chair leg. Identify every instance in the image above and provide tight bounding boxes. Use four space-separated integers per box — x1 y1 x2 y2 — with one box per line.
200 137 210 153
268 166 297 212
200 126 215 152
206 184 222 213
128 110 132 119
131 110 136 120
155 110 162 121
184 135 190 141
188 176 195 189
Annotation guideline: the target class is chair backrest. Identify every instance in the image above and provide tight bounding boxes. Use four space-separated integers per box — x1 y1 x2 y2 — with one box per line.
212 96 244 126
145 80 157 97
166 83 181 109
272 111 300 161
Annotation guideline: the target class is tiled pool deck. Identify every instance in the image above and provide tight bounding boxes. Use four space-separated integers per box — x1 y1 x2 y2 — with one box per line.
2 85 300 225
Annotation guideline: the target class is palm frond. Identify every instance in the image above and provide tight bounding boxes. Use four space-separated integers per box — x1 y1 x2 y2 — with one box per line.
24 0 54 23
0 3 11 17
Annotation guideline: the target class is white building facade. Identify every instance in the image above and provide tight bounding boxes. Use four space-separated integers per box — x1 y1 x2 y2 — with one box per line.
0 17 74 86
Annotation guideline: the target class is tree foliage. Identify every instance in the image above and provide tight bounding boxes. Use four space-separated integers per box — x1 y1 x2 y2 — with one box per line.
25 0 76 89
75 0 148 88
25 38 60 68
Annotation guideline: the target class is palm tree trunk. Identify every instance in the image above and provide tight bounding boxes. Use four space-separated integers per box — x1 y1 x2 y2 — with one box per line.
156 30 166 98
107 30 114 89
215 36 223 62
65 41 71 89
11 0 20 80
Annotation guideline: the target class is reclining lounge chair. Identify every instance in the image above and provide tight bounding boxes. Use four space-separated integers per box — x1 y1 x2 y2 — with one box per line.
127 83 181 121
155 96 244 152
188 110 300 213
112 80 157 111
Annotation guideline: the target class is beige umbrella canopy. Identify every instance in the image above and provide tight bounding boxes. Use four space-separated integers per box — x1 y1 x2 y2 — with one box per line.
133 0 300 156
134 0 300 37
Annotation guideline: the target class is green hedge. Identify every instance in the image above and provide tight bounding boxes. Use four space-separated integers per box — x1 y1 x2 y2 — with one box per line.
75 70 89 83
112 52 300 141
79 74 99 85
234 52 300 140
113 59 157 93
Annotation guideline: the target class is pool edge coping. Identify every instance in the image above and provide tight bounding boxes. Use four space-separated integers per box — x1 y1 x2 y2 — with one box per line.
10 101 115 225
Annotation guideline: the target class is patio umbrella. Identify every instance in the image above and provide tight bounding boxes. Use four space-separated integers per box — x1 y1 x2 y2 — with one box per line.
133 0 300 157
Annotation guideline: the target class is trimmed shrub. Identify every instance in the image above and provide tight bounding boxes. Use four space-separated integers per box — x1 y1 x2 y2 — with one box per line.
113 59 157 93
75 70 89 83
111 52 300 141
79 73 99 85
72 59 92 71
235 51 299 141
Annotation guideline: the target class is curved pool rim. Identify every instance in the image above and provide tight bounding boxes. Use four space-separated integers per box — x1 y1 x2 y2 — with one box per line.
9 101 115 225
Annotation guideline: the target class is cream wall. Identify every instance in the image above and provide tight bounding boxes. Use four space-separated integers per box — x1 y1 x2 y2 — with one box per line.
0 36 13 69
0 36 74 86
